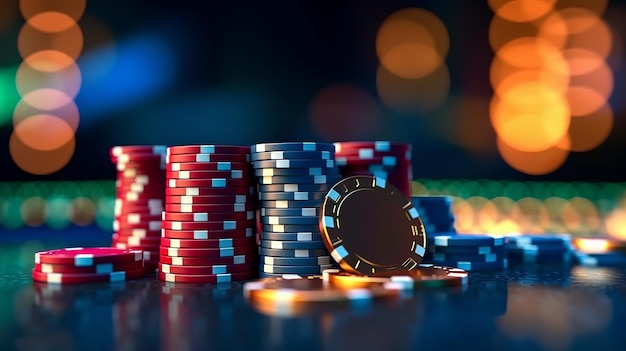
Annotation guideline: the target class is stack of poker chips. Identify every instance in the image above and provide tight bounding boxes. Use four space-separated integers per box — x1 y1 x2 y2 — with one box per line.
251 142 342 277
333 141 412 198
427 234 508 271
158 145 258 283
110 145 167 272
506 234 572 265
411 195 456 263
32 247 146 284
571 237 626 266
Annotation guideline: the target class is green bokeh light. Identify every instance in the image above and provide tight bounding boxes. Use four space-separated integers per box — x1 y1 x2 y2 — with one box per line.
0 66 19 127
46 196 71 229
0 197 24 229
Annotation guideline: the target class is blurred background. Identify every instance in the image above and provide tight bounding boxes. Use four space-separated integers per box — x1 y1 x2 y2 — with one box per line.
1 0 626 240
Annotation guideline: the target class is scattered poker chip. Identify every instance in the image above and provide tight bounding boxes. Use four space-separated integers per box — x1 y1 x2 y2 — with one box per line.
262 224 321 233
571 237 626 253
167 178 252 189
432 252 501 263
158 262 255 275
259 200 322 209
259 231 322 241
259 174 341 185
111 145 167 157
430 234 506 247
252 142 336 153
160 237 255 248
430 245 505 255
437 258 508 271
32 267 146 284
161 219 255 231
164 203 256 213
166 144 250 155
158 271 255 283
159 246 257 258
261 216 319 225
259 191 326 202
322 264 468 289
161 228 254 240
251 150 333 161
260 207 320 217
165 169 248 180
261 264 335 275
35 247 144 266
166 161 250 172
164 194 253 205
243 275 401 305
162 211 254 222
258 183 333 193
258 247 329 258
159 254 256 266
333 141 410 153
320 176 426 275
254 167 339 177
252 159 335 169
262 256 332 266
572 252 626 266
34 261 144 274
259 239 327 250
166 153 250 164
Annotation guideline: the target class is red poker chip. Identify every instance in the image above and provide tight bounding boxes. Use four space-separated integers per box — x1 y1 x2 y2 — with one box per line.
162 211 255 222
115 207 163 217
334 141 410 151
158 262 255 275
116 184 166 194
158 270 255 283
115 228 161 238
159 253 257 266
35 247 144 266
118 193 165 203
32 267 146 284
165 187 258 198
112 233 161 245
166 178 252 189
161 228 254 240
114 153 166 162
113 242 161 251
165 186 255 197
113 220 161 232
165 161 250 172
110 145 167 156
160 237 255 249
34 260 144 274
164 194 254 205
165 169 251 180
167 145 250 155
159 245 257 258
164 203 256 214
161 219 255 231
166 153 249 164
116 163 166 172
114 212 162 224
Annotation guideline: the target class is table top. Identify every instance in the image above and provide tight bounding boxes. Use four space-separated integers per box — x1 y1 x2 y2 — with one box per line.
1 239 626 351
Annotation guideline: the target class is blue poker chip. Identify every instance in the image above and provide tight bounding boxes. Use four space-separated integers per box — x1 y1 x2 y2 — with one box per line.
260 231 323 241
508 250 571 264
254 167 340 177
260 200 323 209
262 216 319 225
411 195 453 205
252 142 335 153
436 258 508 271
259 174 342 185
432 252 503 263
259 191 327 201
260 239 327 250
258 183 334 193
260 263 335 275
424 223 456 234
252 159 335 169
572 252 626 266
430 244 506 255
262 224 320 233
430 234 506 247
261 207 320 217
262 255 332 266
507 234 571 246
507 245 570 254
258 247 330 258
250 150 334 161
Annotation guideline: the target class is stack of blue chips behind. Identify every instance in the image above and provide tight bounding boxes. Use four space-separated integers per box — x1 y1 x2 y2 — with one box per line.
505 234 573 265
427 234 508 271
411 195 456 263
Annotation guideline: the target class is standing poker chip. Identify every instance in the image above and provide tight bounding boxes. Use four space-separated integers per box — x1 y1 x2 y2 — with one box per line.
159 246 257 258
34 247 144 266
252 159 335 169
260 231 323 241
166 169 249 180
259 239 327 250
160 237 255 249
159 254 257 266
162 210 255 222
260 207 320 217
254 167 340 177
158 262 255 275
164 194 254 205
320 176 426 275
161 219 256 231
161 228 254 240
258 247 330 258
258 191 326 201
34 261 144 274
261 216 319 225
167 178 252 189
260 200 322 209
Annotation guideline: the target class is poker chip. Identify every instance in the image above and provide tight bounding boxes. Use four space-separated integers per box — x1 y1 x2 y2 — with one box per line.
572 252 626 266
158 271 255 283
164 194 253 205
159 254 256 266
166 161 250 172
161 228 254 239
166 153 250 164
262 256 333 266
32 267 146 284
159 246 257 258
160 237 255 248
411 195 456 235
430 234 506 247
254 167 340 177
507 250 571 264
260 207 320 217
166 144 251 155
158 262 255 275
262 224 321 233
162 210 255 222
258 247 330 258
252 142 336 153
251 150 333 161
35 247 144 266
111 145 167 157
322 264 469 289
507 234 571 247
505 234 573 266
165 187 257 198
259 174 341 185
261 264 335 275
115 228 161 239
259 239 327 250
261 216 319 225
258 183 334 193
334 141 410 153
320 176 426 275
431 245 505 255
571 237 626 254
335 155 398 167
161 219 255 231
165 203 256 213
167 178 252 189
113 219 161 232
259 200 322 208
34 260 143 274
166 169 248 180
252 159 335 169
258 191 326 201
259 231 323 241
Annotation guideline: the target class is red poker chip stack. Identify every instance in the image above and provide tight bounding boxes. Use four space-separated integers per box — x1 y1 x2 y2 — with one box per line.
158 145 259 283
333 141 413 198
110 145 167 271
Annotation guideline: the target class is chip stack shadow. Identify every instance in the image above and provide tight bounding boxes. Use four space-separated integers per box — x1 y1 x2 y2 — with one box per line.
251 142 342 276
158 145 258 283
110 145 168 272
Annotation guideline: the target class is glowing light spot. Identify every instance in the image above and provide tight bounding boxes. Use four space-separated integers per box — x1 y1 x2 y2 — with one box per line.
493 67 569 96
604 209 626 240
9 130 75 175
23 50 76 72
566 86 607 116
496 37 565 69
377 8 449 58
69 197 96 226
20 89 74 111
19 0 86 21
489 0 557 22
13 114 75 151
309 84 379 140
16 56 81 98
567 16 612 60
27 11 76 33
569 61 613 102
20 196 46 227
379 43 443 79
13 99 80 132
489 16 539 52
18 22 83 61
557 104 613 152
564 48 604 76
497 138 569 175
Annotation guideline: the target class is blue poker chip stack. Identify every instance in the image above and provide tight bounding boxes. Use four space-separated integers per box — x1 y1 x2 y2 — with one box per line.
427 234 508 271
251 142 342 276
411 196 456 263
506 234 573 266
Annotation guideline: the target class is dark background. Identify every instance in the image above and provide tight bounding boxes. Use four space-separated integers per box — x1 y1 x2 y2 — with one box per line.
1 0 625 182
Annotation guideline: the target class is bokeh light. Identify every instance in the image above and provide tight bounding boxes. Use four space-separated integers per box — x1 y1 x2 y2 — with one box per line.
20 196 46 227
19 0 86 21
27 11 77 33
488 0 557 22
497 138 569 175
69 197 96 226
18 23 83 61
9 130 76 175
15 59 82 100
557 104 613 152
13 114 75 151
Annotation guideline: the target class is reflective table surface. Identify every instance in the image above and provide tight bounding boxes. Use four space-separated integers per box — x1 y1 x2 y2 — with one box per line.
1 240 626 351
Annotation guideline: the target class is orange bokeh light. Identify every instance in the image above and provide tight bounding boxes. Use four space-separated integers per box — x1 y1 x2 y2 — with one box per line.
13 114 75 151
489 0 557 22
379 43 443 79
557 104 613 152
15 59 81 99
496 37 565 69
563 48 604 76
21 89 74 111
27 11 76 33
18 22 83 61
497 137 569 175
23 50 76 72
19 0 86 21
604 209 626 240
13 99 80 132
9 129 75 175
566 86 607 116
